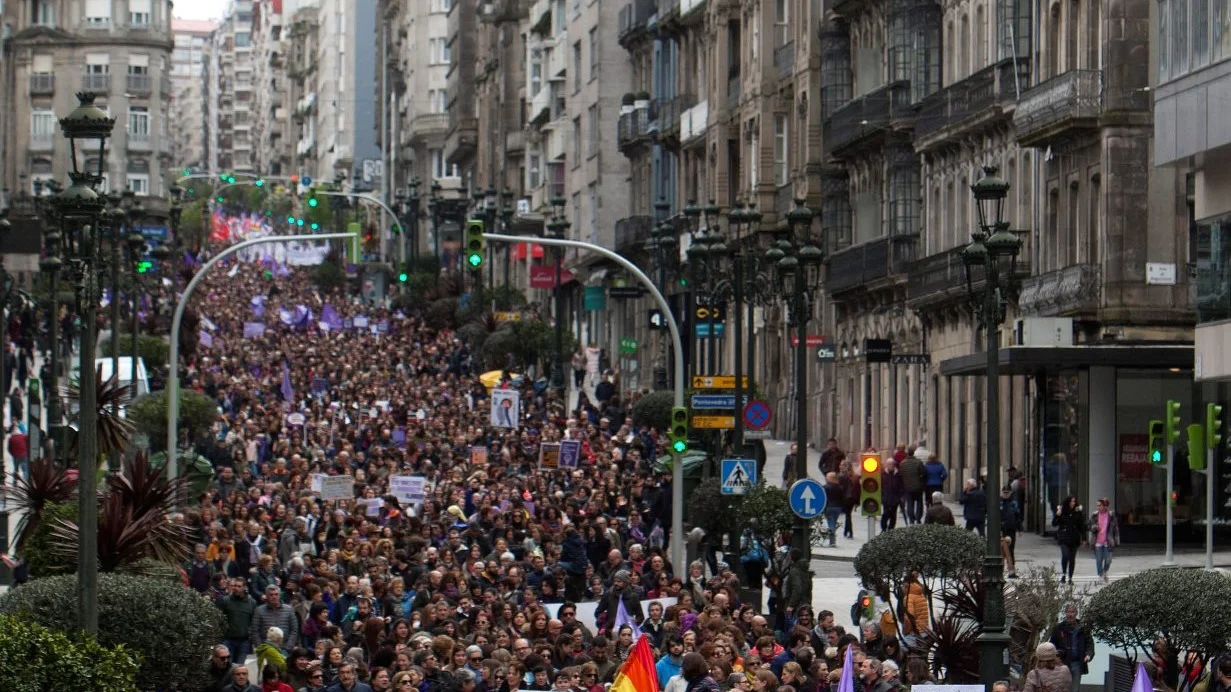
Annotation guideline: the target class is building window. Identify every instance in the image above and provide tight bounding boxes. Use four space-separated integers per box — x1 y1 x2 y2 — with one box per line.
31 109 57 143
573 41 582 92
773 113 788 186
587 183 598 241
129 0 151 26
530 48 543 96
430 149 459 179
235 32 251 47
588 28 598 80
126 174 149 195
1159 0 1229 81
572 192 581 238
431 0 453 12
428 89 447 113
774 0 790 47
555 0 566 33
430 38 451 65
84 0 112 25
572 117 581 168
587 104 598 156
128 107 151 141
34 0 55 26
528 153 542 189
747 132 759 191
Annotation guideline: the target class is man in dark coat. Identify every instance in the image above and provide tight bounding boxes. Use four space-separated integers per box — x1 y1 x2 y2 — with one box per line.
594 569 643 635
880 460 904 531
958 478 988 536
898 453 927 524
924 492 956 525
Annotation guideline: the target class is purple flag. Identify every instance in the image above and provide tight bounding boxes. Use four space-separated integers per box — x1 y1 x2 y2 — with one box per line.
615 597 642 640
294 305 312 327
183 250 199 268
281 361 294 403
275 261 291 278
322 304 343 330
198 330 213 348
1132 663 1153 692
837 642 855 692
250 295 265 318
279 307 293 325
248 364 262 379
243 322 266 339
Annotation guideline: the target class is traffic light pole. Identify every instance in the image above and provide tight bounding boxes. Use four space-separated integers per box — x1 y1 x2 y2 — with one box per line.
166 233 356 494
1206 446 1215 570
1165 443 1175 566
483 232 687 571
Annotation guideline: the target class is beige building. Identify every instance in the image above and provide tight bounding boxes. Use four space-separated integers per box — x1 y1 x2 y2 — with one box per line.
170 18 214 172
251 0 288 175
3 0 176 197
208 0 256 174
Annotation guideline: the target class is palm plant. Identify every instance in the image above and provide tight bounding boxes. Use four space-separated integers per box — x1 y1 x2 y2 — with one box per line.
457 311 502 350
48 452 194 574
65 370 136 463
2 459 76 551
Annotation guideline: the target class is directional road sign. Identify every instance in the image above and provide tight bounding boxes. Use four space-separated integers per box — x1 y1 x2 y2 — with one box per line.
788 478 827 519
692 375 748 389
692 415 735 429
692 394 737 410
721 458 757 495
743 429 771 440
695 323 726 338
742 400 772 431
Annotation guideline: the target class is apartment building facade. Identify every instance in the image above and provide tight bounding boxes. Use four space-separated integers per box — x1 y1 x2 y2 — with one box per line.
207 1 255 173
170 19 215 172
251 0 289 176
4 0 175 196
1156 0 1231 530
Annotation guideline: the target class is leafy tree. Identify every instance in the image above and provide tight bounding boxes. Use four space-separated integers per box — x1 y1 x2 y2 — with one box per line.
178 200 207 248
0 573 225 692
630 390 674 430
311 258 348 292
505 318 578 374
1005 565 1094 676
688 478 741 537
305 191 333 227
126 388 219 453
0 614 140 692
1085 567 1231 663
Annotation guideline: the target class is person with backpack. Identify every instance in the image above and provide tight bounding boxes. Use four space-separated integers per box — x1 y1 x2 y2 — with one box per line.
739 521 770 590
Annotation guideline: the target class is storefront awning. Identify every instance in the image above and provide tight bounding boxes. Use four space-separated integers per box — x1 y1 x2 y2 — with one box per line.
938 344 1194 376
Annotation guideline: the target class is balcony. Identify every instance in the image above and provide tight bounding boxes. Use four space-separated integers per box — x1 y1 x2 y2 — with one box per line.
774 42 795 80
506 129 525 154
907 231 1033 307
126 73 152 93
128 131 152 151
615 215 654 252
547 38 568 81
1017 263 1102 317
530 0 551 35
680 99 708 145
656 93 695 146
913 63 997 143
1013 69 1102 148
29 134 54 152
82 73 111 92
29 73 54 94
680 0 705 22
410 113 450 138
445 117 479 165
827 81 913 157
826 236 917 295
727 72 741 111
618 104 656 155
529 88 551 125
618 0 656 47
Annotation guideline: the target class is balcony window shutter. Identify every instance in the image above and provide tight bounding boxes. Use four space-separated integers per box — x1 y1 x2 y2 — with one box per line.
33 55 53 72
129 54 150 67
85 0 112 19
86 53 110 65
130 0 152 13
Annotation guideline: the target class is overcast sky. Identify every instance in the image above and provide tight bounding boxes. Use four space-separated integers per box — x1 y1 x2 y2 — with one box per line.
173 0 229 22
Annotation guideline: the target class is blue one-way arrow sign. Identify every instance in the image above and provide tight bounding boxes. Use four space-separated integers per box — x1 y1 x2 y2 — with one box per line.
788 478 827 519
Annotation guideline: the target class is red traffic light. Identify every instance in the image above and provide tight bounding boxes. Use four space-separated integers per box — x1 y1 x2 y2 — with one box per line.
860 596 872 608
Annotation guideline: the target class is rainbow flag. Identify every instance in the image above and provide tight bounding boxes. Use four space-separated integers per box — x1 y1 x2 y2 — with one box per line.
611 635 658 692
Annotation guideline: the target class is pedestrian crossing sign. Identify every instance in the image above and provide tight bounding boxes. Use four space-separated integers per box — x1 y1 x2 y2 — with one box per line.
721 458 757 495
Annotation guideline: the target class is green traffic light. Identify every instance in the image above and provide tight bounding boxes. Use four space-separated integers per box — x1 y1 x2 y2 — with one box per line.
1151 449 1162 463
286 216 295 223
308 197 319 207
296 218 305 226
398 272 408 283
137 261 152 273
679 277 687 286
672 440 687 453
467 253 483 268
310 222 319 230
255 179 264 187
217 196 224 203
183 169 191 176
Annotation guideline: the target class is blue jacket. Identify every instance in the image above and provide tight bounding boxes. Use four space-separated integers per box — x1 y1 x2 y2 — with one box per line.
924 461 949 488
560 534 588 575
656 655 682 689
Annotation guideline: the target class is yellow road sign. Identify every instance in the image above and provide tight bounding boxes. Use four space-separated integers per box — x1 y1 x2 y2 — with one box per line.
692 375 748 389
692 415 735 429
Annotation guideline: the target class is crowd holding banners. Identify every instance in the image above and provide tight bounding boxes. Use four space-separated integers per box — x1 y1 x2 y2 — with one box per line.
180 253 947 692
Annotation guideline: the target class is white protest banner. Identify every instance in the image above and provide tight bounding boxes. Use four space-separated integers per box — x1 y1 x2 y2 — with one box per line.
544 597 677 635
361 498 384 517
318 475 354 501
311 474 324 492
389 475 427 505
490 389 520 428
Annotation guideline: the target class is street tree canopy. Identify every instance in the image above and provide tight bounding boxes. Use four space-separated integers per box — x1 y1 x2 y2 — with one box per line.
1084 567 1231 661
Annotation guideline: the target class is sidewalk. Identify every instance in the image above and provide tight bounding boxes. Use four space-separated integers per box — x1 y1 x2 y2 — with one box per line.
758 439 1231 577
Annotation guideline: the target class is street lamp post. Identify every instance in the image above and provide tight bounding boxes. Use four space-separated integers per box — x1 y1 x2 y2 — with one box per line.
546 197 570 392
500 188 514 286
961 166 1018 683
766 200 823 564
647 199 679 390
55 92 117 635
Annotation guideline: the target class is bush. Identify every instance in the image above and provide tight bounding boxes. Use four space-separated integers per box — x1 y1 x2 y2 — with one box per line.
853 523 983 593
126 389 219 453
630 391 674 430
735 483 799 540
99 335 170 372
1085 567 1231 661
0 573 225 692
0 614 140 692
687 478 741 537
20 501 78 578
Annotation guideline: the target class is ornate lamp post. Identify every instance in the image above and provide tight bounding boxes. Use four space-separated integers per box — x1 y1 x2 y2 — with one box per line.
961 166 1018 683
646 198 679 390
766 200 823 562
55 92 116 635
500 188 514 285
546 197 570 392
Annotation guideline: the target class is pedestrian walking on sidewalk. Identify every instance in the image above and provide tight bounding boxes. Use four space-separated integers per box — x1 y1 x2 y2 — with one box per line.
1089 497 1119 582
1053 496 1086 583
899 453 926 524
923 455 948 505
